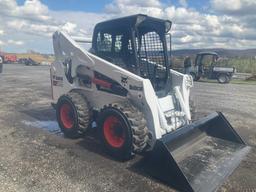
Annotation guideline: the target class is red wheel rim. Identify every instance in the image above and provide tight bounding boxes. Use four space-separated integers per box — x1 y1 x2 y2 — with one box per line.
103 116 125 148
60 103 74 129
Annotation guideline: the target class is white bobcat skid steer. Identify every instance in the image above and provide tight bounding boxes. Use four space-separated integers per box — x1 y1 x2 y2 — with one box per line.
51 14 250 192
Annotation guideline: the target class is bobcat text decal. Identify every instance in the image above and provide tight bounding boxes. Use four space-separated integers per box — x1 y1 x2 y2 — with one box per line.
52 75 63 87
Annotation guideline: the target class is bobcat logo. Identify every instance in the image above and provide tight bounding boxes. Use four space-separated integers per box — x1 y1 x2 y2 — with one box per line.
121 76 128 86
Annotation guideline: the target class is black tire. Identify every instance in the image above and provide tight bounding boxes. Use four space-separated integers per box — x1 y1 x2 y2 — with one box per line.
194 77 200 81
225 75 231 83
217 74 228 84
98 102 149 160
56 90 91 138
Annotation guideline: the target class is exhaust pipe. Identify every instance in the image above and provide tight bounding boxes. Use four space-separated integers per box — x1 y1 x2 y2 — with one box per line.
143 112 250 192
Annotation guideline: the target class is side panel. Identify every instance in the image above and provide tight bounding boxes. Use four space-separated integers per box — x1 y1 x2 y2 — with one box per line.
51 31 162 141
51 60 74 103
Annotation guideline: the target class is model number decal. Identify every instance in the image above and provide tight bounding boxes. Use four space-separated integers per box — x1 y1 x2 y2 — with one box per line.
52 75 63 87
129 85 143 91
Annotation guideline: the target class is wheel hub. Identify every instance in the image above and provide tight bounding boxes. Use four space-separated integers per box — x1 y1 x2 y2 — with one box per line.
60 103 74 129
103 116 125 148
219 75 226 83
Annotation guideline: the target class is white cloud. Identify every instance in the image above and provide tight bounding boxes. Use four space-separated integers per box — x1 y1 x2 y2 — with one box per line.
211 0 241 12
106 0 162 13
179 0 188 7
103 0 256 49
105 0 164 17
0 0 84 52
1 0 256 53
50 11 110 37
0 40 4 46
211 0 256 15
20 0 50 21
0 0 51 22
61 22 77 34
122 0 162 7
8 39 24 45
0 0 60 39
180 35 193 43
6 19 58 37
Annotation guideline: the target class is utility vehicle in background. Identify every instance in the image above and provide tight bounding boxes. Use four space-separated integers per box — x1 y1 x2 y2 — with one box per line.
186 52 235 83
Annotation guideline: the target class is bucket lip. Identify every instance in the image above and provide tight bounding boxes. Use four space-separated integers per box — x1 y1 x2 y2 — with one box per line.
146 112 251 192
153 140 252 192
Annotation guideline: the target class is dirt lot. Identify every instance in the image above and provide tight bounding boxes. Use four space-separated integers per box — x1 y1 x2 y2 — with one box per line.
0 64 255 192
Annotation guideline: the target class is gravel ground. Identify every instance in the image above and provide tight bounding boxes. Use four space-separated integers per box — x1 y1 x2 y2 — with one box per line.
0 64 255 192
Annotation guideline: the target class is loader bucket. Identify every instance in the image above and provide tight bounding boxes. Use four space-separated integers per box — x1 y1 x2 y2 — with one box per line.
143 112 250 192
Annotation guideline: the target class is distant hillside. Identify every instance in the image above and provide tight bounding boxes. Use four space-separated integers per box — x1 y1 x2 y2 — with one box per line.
172 48 256 58
16 53 54 63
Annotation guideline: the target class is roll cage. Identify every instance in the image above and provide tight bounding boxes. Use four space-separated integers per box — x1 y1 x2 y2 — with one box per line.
91 14 172 91
195 52 219 66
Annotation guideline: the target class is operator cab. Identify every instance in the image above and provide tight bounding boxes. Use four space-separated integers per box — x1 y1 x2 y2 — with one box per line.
91 14 172 93
195 52 219 74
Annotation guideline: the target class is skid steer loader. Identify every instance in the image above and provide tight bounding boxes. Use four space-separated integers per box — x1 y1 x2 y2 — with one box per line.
51 14 250 192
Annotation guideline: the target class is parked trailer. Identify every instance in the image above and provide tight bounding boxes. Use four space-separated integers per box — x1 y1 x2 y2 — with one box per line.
4 54 17 63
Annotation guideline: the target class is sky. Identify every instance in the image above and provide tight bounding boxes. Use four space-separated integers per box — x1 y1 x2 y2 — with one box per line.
0 0 256 53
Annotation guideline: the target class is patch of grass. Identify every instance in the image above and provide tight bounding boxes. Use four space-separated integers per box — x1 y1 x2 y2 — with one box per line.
16 53 54 63
219 58 256 74
195 78 256 85
196 79 217 84
230 79 256 85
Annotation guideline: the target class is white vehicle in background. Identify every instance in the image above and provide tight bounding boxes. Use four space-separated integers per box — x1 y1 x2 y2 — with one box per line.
186 52 236 83
0 56 3 73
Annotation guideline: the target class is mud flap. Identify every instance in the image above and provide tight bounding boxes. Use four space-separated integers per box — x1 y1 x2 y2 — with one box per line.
143 112 250 192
